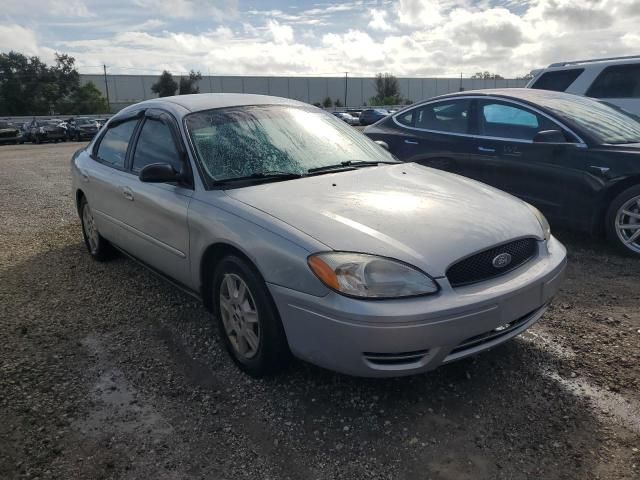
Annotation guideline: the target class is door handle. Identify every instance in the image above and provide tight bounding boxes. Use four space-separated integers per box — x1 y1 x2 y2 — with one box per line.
404 139 419 145
478 146 496 153
122 187 134 201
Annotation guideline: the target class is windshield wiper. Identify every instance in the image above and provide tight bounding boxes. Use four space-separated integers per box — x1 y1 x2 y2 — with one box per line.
212 170 304 186
307 160 398 174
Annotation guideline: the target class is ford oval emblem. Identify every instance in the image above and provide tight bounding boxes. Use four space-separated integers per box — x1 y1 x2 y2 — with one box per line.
492 253 512 269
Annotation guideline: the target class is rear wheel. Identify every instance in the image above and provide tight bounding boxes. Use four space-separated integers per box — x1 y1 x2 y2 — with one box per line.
606 185 640 257
80 197 113 261
212 255 290 377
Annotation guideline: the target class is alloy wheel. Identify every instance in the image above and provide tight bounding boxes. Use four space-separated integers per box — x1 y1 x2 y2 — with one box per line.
219 273 261 359
615 195 640 254
82 203 99 253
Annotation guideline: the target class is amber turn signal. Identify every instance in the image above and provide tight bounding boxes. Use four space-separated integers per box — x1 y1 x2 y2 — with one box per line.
307 255 341 290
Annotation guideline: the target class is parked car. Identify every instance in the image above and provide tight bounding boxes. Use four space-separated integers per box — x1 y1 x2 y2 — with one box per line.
527 55 640 116
359 108 389 126
364 88 640 256
0 121 22 144
332 111 359 126
28 119 67 144
67 117 100 141
72 93 566 378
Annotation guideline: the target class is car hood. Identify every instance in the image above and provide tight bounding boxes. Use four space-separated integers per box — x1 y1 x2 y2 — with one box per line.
225 164 543 276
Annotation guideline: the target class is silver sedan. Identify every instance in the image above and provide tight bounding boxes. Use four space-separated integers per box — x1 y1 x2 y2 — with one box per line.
71 94 567 378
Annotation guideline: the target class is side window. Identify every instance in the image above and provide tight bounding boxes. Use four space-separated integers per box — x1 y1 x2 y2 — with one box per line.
530 69 583 92
412 100 471 133
586 64 640 99
479 102 559 141
395 110 414 126
96 120 138 168
132 118 182 173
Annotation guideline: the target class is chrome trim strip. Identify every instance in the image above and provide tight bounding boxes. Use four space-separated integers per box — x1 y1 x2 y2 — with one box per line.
94 208 187 259
391 95 588 147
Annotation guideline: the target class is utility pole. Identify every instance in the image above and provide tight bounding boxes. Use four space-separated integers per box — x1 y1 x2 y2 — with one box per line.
103 64 111 112
344 72 348 108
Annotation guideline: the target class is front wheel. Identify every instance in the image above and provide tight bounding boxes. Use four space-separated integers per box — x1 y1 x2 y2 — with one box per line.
606 185 640 257
212 256 290 377
80 197 113 261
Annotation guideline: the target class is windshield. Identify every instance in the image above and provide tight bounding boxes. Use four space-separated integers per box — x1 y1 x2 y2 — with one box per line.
185 105 395 182
537 95 640 144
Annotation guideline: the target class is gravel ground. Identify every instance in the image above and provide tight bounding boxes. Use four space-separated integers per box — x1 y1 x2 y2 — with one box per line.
1 142 639 480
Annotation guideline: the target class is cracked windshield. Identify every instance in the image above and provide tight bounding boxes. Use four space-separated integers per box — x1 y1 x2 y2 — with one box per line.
185 105 394 181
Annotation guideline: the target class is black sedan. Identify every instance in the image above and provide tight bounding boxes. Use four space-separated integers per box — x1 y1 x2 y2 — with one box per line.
364 88 640 256
67 118 100 141
28 120 67 144
359 108 389 126
0 121 21 144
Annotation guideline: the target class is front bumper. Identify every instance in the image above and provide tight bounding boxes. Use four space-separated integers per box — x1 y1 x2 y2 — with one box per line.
270 237 567 377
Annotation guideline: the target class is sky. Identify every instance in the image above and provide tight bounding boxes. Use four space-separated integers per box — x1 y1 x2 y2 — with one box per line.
1 0 638 78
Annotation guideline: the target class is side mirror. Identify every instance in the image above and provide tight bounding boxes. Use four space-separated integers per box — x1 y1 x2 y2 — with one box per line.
374 140 389 150
533 130 567 144
139 163 179 183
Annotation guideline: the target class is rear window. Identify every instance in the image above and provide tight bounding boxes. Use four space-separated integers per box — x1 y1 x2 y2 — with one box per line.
586 64 640 99
530 69 583 92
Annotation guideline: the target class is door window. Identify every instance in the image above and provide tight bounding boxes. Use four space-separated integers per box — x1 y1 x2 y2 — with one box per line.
96 120 138 168
586 64 640 99
132 118 183 173
479 102 557 141
412 100 471 134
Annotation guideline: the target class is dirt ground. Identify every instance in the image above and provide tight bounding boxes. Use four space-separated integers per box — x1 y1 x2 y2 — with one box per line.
1 142 639 480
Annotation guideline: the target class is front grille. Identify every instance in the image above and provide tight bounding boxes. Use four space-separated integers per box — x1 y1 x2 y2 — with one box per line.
363 349 429 366
446 238 537 287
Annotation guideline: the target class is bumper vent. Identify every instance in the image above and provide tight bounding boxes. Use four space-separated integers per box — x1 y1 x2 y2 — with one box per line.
446 238 537 287
448 309 537 357
363 349 429 367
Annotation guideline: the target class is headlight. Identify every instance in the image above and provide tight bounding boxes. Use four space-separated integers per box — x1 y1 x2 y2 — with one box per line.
39 127 45 133
308 252 438 299
526 204 551 241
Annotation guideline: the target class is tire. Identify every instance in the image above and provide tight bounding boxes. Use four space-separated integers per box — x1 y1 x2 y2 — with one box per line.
605 185 640 257
79 197 113 261
212 255 291 377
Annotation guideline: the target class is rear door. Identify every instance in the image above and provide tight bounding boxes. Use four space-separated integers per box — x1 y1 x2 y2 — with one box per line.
388 99 492 183
108 109 193 285
473 99 583 220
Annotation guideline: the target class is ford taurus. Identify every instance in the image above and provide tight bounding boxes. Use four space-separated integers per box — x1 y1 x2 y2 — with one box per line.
71 93 567 377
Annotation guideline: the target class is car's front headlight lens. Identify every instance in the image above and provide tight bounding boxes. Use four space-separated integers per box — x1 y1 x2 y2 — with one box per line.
308 252 438 299
526 204 551 241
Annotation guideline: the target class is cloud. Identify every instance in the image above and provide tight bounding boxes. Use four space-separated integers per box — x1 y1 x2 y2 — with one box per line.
131 0 238 20
369 9 395 31
267 20 294 44
397 0 444 27
0 24 40 56
3 0 93 17
3 0 640 80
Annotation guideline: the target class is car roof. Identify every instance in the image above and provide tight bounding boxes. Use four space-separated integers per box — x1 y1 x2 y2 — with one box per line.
424 87 580 104
132 93 309 113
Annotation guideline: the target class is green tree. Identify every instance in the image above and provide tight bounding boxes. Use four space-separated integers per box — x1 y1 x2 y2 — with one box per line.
373 73 399 99
322 96 332 108
334 98 343 108
58 82 108 114
179 70 202 95
0 51 81 115
471 71 504 80
151 70 178 97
